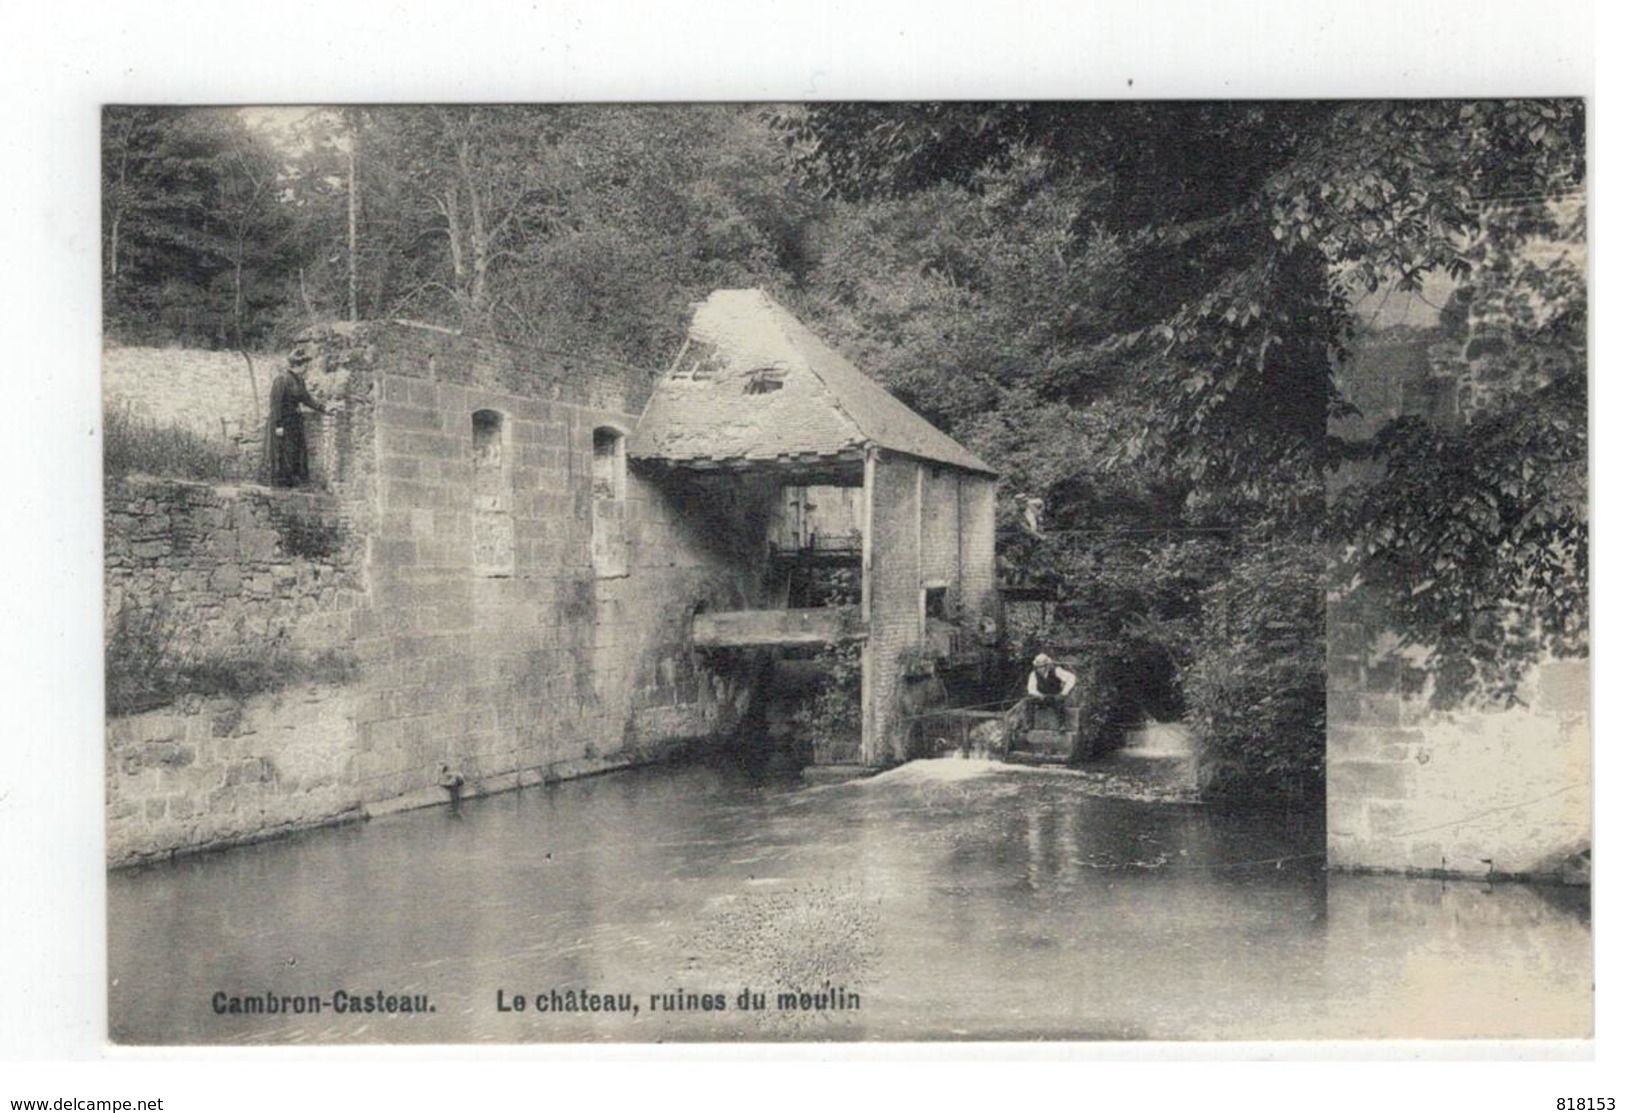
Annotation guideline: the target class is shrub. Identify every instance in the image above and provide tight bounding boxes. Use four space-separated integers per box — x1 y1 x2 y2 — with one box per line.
786 643 863 762
103 402 246 482
1059 657 1144 760
105 599 359 717
266 501 346 559
104 599 182 716
1183 540 1326 804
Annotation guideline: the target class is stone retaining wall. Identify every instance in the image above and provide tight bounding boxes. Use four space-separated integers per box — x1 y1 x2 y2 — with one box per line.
1326 263 1590 882
107 685 359 866
103 345 267 441
1326 601 1590 882
105 475 369 863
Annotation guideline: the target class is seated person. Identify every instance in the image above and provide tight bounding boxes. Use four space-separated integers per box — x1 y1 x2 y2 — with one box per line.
1026 653 1077 730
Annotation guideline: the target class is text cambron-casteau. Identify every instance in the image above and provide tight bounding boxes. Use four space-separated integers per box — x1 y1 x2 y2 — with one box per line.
211 990 434 1015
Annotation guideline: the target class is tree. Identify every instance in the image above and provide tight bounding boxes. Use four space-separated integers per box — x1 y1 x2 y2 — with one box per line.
1332 196 1587 706
335 105 814 367
780 101 1583 518
102 107 300 349
103 107 223 343
212 114 292 350
273 109 354 330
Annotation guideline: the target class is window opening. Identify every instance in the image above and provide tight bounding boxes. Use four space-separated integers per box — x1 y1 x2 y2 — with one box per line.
591 426 628 577
471 409 513 576
592 427 625 501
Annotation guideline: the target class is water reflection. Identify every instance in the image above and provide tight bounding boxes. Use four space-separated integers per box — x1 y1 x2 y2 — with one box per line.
107 748 1589 1044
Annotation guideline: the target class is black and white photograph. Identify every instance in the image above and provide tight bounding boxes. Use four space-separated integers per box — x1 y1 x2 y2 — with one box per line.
95 99 1591 1046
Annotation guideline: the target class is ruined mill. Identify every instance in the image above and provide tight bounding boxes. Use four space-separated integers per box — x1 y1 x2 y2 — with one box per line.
104 289 1000 864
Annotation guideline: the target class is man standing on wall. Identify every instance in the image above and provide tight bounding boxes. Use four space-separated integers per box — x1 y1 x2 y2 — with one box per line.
1027 653 1076 731
263 357 328 487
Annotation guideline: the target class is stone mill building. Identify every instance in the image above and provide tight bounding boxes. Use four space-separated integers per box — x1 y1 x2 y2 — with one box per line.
104 289 1000 864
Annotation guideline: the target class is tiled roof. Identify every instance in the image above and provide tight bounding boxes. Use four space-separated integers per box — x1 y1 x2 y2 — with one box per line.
629 289 996 475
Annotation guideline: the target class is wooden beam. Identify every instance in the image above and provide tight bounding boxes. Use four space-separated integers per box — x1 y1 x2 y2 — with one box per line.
692 606 866 649
630 450 865 485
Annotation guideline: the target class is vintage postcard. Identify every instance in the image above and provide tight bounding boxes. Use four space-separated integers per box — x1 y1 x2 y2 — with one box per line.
100 101 1590 1045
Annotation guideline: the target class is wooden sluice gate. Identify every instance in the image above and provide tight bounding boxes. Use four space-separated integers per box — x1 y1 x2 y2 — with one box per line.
908 675 1093 766
913 707 1012 759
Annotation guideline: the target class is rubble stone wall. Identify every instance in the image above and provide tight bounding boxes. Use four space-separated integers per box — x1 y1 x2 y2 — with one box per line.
104 476 365 658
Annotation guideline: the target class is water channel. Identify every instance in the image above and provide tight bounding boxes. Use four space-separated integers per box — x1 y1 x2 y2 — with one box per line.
107 727 1591 1043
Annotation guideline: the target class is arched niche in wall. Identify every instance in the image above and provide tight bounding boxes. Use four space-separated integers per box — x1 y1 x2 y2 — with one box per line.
471 409 514 577
591 425 629 578
592 427 627 501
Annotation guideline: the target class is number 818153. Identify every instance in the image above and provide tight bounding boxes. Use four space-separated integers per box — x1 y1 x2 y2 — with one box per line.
1557 1100 1614 1110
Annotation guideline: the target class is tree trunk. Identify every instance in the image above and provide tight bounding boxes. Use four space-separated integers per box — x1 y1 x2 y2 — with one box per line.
347 136 359 323
442 186 466 301
453 126 490 322
240 350 260 427
232 245 245 350
106 112 137 298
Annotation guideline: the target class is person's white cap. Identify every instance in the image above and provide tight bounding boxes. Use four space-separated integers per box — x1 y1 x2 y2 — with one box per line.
1033 653 1052 667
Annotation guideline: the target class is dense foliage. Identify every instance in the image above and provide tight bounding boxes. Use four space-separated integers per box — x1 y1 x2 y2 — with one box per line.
1331 198 1587 706
786 643 864 762
1184 540 1327 801
782 100 1584 797
104 107 302 348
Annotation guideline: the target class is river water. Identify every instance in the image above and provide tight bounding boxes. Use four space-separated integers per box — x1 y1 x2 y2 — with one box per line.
107 730 1591 1044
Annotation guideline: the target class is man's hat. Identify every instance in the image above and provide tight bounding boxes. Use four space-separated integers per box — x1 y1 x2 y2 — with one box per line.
1033 653 1052 667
